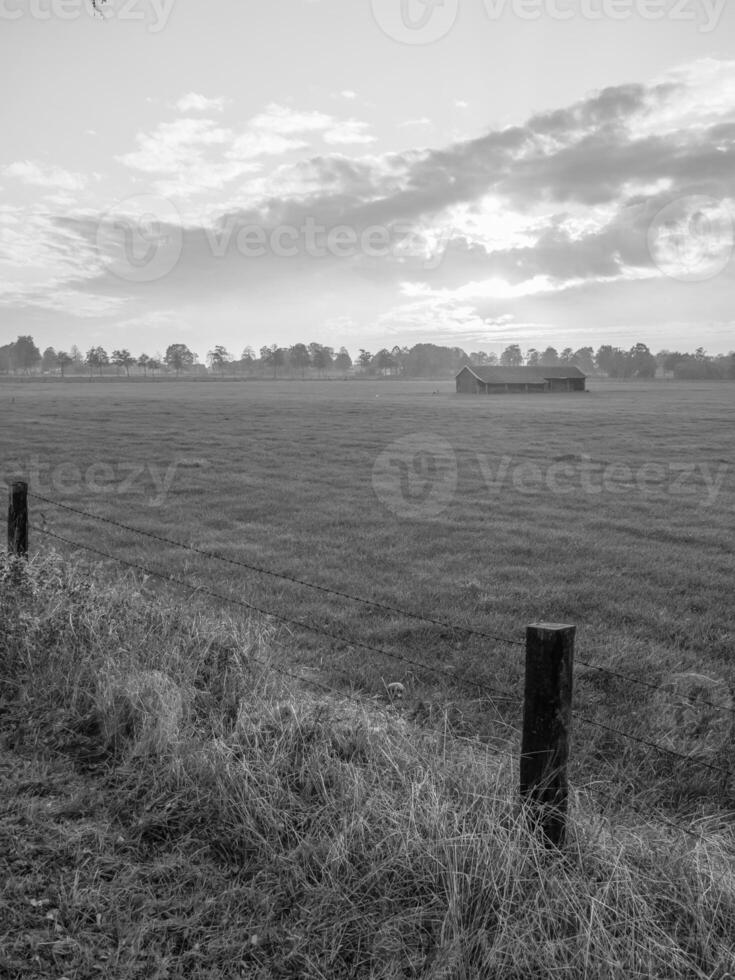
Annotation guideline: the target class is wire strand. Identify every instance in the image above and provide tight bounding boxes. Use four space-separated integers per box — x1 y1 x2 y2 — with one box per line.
28 491 523 647
578 657 735 719
576 712 733 781
31 524 521 705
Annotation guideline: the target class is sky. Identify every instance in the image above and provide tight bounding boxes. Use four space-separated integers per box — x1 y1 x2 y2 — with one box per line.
1 0 735 361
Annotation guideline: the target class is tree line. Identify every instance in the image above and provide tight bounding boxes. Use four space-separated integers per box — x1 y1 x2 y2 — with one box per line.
1 336 733 381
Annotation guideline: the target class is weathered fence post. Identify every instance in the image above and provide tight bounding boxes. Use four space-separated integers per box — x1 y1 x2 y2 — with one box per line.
520 622 575 848
7 480 29 559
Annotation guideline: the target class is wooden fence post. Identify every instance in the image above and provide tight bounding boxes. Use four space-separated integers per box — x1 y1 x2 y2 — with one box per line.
520 622 575 848
7 480 29 559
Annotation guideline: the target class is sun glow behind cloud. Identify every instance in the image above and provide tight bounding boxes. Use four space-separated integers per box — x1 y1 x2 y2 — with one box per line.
2 55 735 354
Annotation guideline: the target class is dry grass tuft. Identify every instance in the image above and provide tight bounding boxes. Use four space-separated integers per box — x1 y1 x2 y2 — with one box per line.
1 550 734 978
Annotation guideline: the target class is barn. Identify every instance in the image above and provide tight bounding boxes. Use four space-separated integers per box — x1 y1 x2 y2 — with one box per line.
456 364 587 394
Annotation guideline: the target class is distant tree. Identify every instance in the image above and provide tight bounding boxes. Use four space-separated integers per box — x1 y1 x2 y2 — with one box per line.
207 345 232 375
375 348 396 376
56 351 73 378
239 346 255 376
13 335 41 374
559 347 575 364
85 346 109 376
138 353 150 377
260 344 285 379
470 350 490 365
41 346 58 373
0 344 13 373
165 343 195 376
334 346 352 372
525 348 540 367
289 343 311 378
309 342 333 376
572 347 595 375
661 351 683 374
111 348 135 377
358 349 373 374
401 343 469 377
390 345 407 376
147 358 161 377
629 342 656 379
595 345 631 379
70 345 84 372
540 346 560 366
500 344 523 367
595 345 613 376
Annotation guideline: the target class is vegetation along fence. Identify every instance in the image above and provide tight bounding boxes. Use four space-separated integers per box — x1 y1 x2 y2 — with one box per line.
5 479 734 850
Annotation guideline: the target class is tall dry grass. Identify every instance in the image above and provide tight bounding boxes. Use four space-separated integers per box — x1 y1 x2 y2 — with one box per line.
1 550 734 978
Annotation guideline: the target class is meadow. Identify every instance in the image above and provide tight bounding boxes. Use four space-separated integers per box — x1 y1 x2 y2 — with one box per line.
2 375 734 809
2 376 735 977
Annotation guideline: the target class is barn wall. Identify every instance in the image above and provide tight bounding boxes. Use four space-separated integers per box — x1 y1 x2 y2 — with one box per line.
456 370 482 394
457 369 586 393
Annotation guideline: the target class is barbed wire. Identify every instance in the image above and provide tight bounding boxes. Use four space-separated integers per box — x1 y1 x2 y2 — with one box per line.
575 712 733 782
30 524 521 706
11 527 733 844
627 803 731 847
29 493 735 726
577 657 735 720
28 491 524 648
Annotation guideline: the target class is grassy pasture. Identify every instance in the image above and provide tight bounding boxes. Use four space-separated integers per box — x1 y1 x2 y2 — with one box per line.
2 376 734 811
3 552 734 978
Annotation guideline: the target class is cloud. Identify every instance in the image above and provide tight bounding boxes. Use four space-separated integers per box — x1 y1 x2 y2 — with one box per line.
250 102 374 144
117 102 376 197
323 119 376 145
249 103 335 135
12 58 735 352
3 161 86 191
176 92 226 113
118 117 270 198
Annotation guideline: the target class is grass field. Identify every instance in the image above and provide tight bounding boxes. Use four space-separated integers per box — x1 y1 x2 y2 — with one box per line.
2 377 734 810
3 552 734 978
2 377 735 977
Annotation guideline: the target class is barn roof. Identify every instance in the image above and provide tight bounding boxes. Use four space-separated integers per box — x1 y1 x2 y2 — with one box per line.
457 364 586 382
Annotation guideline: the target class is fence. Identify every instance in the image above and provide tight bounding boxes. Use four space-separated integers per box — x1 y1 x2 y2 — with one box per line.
5 479 734 849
